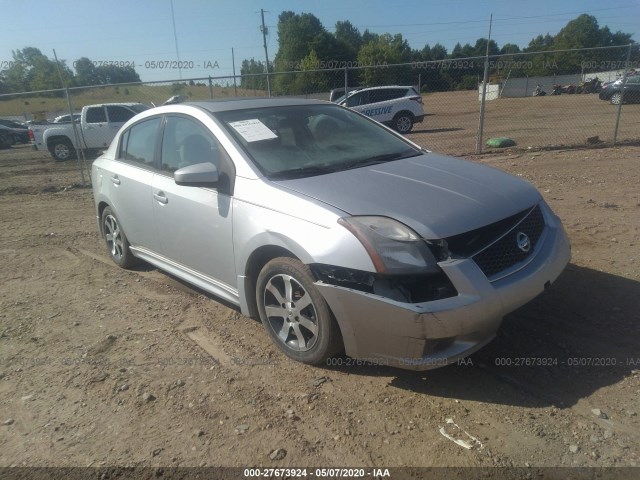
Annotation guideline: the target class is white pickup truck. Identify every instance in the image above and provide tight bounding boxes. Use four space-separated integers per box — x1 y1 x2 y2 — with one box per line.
31 103 150 161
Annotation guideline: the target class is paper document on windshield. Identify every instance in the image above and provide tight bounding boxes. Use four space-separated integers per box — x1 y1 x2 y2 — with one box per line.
229 119 278 142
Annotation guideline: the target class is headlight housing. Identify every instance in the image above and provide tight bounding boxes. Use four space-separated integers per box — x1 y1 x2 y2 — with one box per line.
338 216 440 274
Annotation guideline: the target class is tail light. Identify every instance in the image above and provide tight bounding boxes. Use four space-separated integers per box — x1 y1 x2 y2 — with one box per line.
28 129 34 141
409 95 423 104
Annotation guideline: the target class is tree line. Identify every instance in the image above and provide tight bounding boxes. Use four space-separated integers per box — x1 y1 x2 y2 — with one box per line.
240 13 637 94
0 47 140 95
1 14 636 96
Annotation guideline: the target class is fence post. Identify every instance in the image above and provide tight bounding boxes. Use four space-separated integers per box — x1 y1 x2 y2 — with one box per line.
475 14 492 154
613 44 633 146
344 66 348 101
208 76 213 99
65 88 88 185
524 75 529 97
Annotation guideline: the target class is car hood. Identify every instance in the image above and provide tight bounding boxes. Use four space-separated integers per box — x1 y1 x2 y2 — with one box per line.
272 152 542 239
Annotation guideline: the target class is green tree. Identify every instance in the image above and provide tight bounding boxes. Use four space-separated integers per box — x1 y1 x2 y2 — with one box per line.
357 33 412 85
292 49 330 93
240 58 268 91
73 57 99 86
334 20 362 58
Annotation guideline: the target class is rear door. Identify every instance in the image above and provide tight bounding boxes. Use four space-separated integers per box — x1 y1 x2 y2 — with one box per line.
623 75 640 102
105 116 163 253
83 106 111 149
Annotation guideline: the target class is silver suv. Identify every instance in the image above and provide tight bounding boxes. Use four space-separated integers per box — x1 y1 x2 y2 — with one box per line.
337 86 425 133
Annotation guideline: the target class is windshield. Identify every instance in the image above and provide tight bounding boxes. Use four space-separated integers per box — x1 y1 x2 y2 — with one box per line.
216 104 420 179
131 104 152 113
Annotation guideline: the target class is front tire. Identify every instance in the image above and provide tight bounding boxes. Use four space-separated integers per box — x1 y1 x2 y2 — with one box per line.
256 257 342 365
101 207 137 268
610 92 622 105
393 112 414 133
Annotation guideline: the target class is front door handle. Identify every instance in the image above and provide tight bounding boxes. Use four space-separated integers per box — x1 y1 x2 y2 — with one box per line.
110 175 120 185
153 192 168 204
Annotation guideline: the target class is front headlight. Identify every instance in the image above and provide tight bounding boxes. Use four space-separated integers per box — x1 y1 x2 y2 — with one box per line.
338 216 439 274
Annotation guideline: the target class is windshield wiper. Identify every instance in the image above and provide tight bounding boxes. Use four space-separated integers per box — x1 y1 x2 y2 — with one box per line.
270 164 339 180
340 150 421 171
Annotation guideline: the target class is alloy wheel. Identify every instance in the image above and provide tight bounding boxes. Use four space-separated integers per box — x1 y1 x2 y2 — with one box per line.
104 214 124 261
263 274 319 351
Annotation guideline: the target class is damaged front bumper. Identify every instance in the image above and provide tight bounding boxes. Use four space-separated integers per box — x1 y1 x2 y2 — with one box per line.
316 207 571 371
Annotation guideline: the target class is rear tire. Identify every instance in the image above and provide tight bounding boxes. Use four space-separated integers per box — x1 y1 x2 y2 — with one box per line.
256 257 342 365
50 138 75 162
393 112 414 134
101 207 137 268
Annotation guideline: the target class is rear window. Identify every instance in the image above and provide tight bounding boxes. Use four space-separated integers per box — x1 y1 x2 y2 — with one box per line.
86 107 106 123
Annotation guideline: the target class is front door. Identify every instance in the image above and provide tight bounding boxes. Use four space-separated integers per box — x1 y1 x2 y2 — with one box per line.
151 115 237 291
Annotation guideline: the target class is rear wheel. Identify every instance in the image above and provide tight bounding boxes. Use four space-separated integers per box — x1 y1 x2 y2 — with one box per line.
50 138 75 162
610 92 623 105
393 112 414 134
101 207 137 268
256 257 342 365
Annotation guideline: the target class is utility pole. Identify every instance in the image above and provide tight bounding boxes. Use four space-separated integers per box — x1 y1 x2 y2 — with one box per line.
232 47 238 97
260 8 271 97
170 0 182 80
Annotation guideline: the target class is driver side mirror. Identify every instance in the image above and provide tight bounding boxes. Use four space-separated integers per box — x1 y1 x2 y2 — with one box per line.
174 162 219 186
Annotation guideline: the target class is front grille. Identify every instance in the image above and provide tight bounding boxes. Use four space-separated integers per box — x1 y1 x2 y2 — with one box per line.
471 205 546 279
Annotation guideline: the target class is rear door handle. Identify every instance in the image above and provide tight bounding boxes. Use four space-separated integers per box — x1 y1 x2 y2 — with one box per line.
110 175 120 185
153 192 168 204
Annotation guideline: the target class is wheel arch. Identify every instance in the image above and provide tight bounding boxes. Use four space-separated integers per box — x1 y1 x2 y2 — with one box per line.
46 134 73 151
242 245 298 320
97 201 110 236
394 109 415 119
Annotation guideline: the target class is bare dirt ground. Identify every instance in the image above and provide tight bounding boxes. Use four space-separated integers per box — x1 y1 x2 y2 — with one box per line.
0 143 639 474
409 91 640 155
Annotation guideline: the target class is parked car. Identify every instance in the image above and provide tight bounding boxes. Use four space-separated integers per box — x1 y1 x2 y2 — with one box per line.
598 75 640 104
0 129 13 149
335 85 425 133
92 98 570 371
329 87 362 103
0 118 28 130
40 103 150 161
0 124 29 145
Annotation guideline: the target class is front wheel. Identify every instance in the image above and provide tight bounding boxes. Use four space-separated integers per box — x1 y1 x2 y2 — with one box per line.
393 113 414 133
610 92 622 105
101 207 137 268
256 257 342 365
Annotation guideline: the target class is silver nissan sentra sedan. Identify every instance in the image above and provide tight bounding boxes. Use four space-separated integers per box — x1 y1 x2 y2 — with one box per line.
91 98 571 370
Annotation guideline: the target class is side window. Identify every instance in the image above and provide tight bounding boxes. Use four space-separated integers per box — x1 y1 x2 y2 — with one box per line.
369 89 393 103
86 107 106 123
346 91 369 107
107 106 136 123
160 116 230 174
391 88 409 99
121 117 161 167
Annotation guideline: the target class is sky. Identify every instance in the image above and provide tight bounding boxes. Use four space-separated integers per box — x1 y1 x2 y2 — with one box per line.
1 0 638 83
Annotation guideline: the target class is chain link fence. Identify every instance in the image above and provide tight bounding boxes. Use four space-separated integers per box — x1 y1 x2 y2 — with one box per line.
1 45 638 165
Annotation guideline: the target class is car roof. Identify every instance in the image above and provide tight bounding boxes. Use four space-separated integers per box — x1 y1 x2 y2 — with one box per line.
353 85 414 91
187 97 330 113
84 102 145 108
